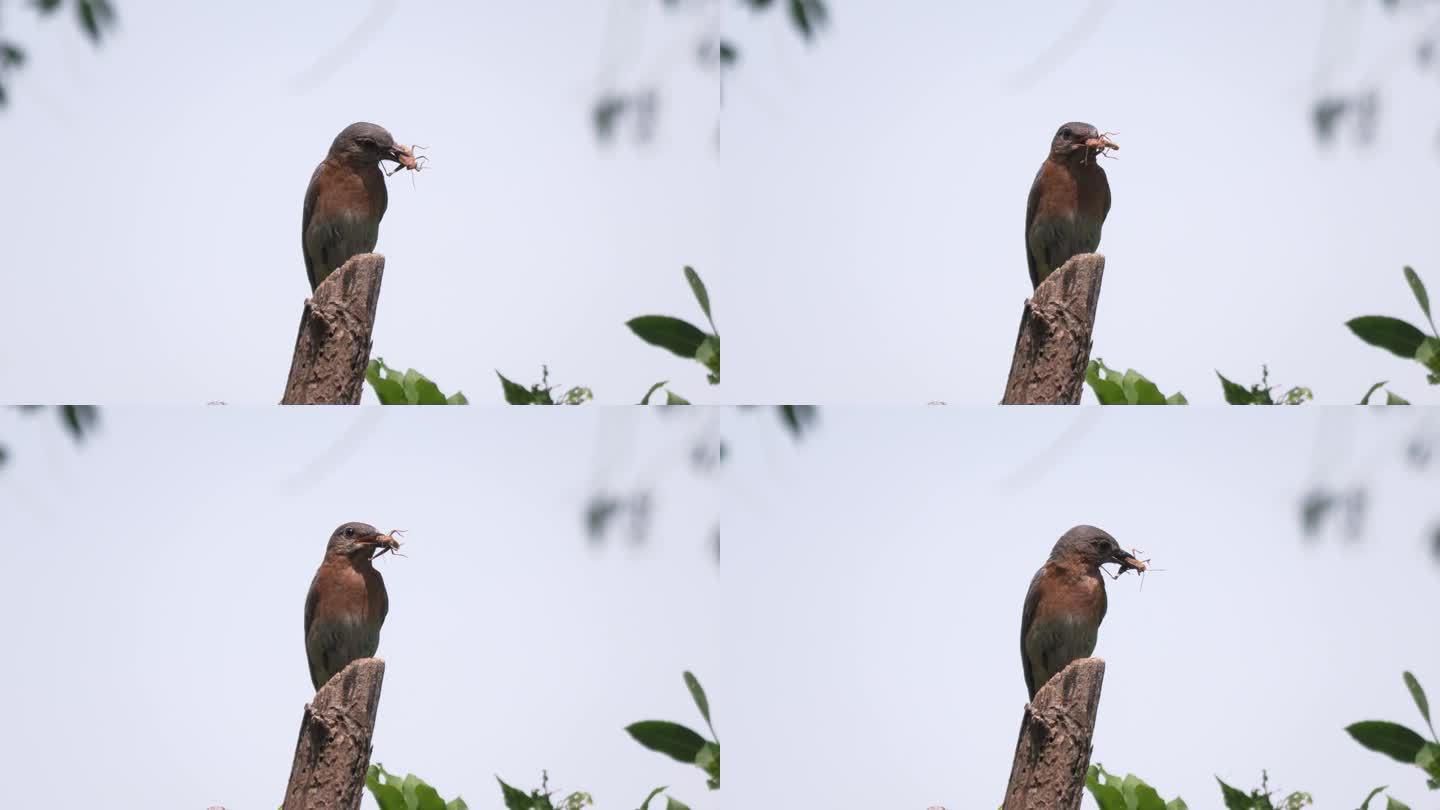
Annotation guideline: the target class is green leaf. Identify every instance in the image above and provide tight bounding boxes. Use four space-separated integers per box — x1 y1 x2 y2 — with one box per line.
446 391 469 405
1402 672 1432 737
694 741 720 789
637 786 667 810
1385 797 1411 810
1123 369 1166 405
1166 392 1189 405
1346 721 1427 763
1346 316 1428 358
683 266 715 333
447 799 469 810
1359 787 1387 810
497 371 535 405
403 368 448 405
1168 800 1189 810
1386 391 1411 405
1086 360 1127 405
1417 337 1440 374
1416 742 1440 779
1217 372 1256 404
695 334 720 383
640 381 668 405
1216 777 1254 810
497 776 533 810
1360 381 1387 404
625 720 708 763
665 391 691 405
1133 783 1168 810
414 783 447 810
369 783 409 810
367 359 408 404
682 672 714 737
626 316 708 359
1403 266 1435 334
664 798 691 810
1088 781 1128 810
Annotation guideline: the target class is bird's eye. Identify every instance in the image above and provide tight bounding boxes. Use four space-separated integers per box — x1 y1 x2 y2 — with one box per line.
344 527 355 538
357 138 375 149
1060 127 1072 138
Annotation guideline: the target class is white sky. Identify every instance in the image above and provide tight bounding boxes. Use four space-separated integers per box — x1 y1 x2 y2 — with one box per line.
0 2 723 404
725 406 1440 809
721 1 1440 404
0 407 721 810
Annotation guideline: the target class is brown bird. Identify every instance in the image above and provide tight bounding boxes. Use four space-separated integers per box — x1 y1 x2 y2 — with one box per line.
1019 525 1140 699
301 122 417 291
1024 122 1118 289
303 522 390 691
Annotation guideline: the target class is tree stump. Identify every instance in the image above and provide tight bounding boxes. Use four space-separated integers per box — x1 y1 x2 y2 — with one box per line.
1002 254 1105 404
281 658 386 810
281 254 385 405
1001 657 1105 810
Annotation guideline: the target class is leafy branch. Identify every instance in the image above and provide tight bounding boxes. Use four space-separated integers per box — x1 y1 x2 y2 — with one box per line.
625 670 720 809
630 266 720 404
1348 266 1440 402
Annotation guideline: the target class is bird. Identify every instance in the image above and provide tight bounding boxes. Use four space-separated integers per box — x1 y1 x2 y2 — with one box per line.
303 521 391 691
1019 524 1139 700
301 122 417 291
1024 122 1118 289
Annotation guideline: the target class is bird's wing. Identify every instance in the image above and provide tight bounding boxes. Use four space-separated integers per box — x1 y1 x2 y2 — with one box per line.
302 162 325 290
1025 164 1044 289
1019 565 1046 698
303 569 320 641
1100 165 1111 222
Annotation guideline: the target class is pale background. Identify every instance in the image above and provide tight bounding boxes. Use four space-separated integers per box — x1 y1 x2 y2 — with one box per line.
725 406 1440 808
0 2 723 404
721 1 1440 404
0 407 721 810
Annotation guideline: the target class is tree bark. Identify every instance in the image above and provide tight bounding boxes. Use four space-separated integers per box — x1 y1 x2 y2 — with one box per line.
281 254 385 405
1001 254 1105 404
282 658 386 810
1002 657 1105 810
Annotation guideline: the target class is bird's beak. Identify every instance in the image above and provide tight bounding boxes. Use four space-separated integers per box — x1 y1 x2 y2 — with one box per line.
1085 135 1119 152
1110 546 1145 573
387 143 418 170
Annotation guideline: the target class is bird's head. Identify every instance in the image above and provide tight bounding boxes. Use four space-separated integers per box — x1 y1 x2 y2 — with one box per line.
326 521 387 559
1048 122 1119 163
328 122 417 170
1050 524 1140 571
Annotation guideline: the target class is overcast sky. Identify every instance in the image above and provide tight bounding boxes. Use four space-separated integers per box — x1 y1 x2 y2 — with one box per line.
725 406 1440 808
0 2 723 404
0 407 721 810
722 1 1440 404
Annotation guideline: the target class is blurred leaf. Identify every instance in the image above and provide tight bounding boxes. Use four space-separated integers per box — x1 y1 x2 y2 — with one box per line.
627 315 708 359
497 371 536 405
637 787 667 810
0 42 24 67
1217 372 1257 404
664 798 690 810
1403 266 1434 333
778 405 818 438
665 391 691 405
58 404 98 440
683 266 715 333
1360 787 1387 810
1347 721 1427 763
625 720 707 763
497 776 533 810
1403 672 1432 735
1386 798 1411 810
1347 316 1427 358
640 381 668 405
1216 778 1253 810
1360 381 1388 404
787 0 828 40
683 672 713 737
1386 391 1411 405
76 0 116 43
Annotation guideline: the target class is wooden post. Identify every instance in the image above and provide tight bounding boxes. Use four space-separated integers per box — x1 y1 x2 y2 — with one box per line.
282 658 386 810
1002 657 1105 810
1001 254 1105 404
281 254 386 405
